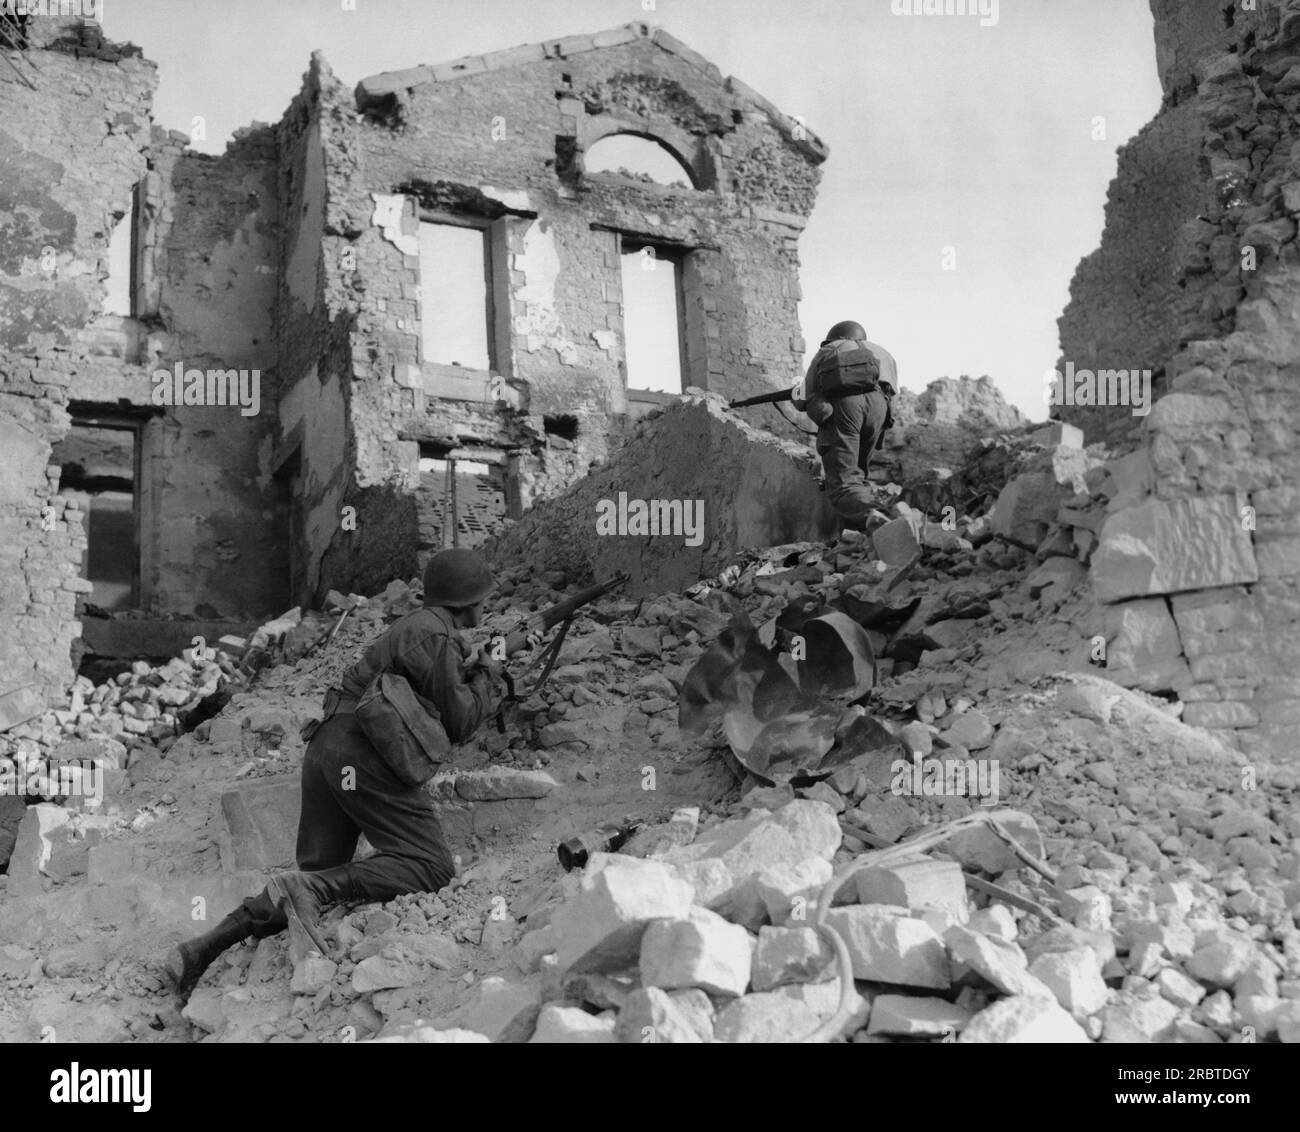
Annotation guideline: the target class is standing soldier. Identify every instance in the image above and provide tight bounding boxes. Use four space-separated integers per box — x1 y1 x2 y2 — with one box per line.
794 320 897 528
166 548 527 1005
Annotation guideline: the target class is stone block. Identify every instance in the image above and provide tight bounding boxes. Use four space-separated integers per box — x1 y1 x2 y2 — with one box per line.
750 926 836 990
552 856 694 974
1028 947 1108 1016
854 858 969 923
945 926 1051 998
872 517 920 566
529 1004 616 1043
824 906 950 988
712 992 822 1043
639 907 752 997
867 994 973 1037
220 775 300 870
959 995 1089 1042
991 473 1071 547
1105 598 1192 693
453 767 558 800
614 987 705 1044
7 803 70 896
435 976 541 1043
1093 495 1258 603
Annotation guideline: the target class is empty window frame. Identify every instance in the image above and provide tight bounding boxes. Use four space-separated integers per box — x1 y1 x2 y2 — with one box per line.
620 239 687 395
418 217 498 372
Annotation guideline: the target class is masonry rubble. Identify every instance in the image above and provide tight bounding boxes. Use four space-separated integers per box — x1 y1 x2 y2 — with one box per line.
2 0 1299 1045
1 397 1295 1045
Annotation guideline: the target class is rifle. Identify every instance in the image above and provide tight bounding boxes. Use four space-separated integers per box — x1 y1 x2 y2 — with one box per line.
486 573 629 725
728 387 799 410
729 383 897 412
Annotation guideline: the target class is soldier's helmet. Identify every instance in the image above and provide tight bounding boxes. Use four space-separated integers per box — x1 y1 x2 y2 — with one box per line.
422 548 496 608
823 320 868 343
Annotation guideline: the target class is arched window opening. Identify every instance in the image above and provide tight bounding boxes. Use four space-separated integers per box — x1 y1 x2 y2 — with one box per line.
584 133 695 189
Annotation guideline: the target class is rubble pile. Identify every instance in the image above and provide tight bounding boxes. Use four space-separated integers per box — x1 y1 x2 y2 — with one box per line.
366 675 1299 1044
1 402 1295 1046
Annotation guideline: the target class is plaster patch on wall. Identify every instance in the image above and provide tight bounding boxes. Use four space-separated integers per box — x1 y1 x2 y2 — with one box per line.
371 191 419 256
515 219 564 352
592 328 618 354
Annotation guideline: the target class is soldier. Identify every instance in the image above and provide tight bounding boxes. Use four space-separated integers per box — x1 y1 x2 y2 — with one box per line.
795 320 898 528
167 548 530 1005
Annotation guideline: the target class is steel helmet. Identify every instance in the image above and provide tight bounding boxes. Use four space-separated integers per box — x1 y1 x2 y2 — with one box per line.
823 320 867 344
422 549 496 607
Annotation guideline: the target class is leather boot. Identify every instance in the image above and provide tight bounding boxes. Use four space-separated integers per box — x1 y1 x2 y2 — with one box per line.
267 867 358 957
166 913 253 1005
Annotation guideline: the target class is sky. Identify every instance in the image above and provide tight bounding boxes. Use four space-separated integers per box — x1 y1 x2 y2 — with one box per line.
100 0 1163 421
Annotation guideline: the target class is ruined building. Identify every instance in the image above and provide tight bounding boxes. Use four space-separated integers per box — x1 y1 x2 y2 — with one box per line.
1061 0 1300 760
1 14 826 701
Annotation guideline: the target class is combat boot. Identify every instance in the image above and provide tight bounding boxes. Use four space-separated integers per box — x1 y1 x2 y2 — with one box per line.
166 913 254 1005
268 868 357 957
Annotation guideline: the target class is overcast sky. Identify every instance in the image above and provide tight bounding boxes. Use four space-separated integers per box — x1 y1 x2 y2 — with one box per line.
102 0 1163 421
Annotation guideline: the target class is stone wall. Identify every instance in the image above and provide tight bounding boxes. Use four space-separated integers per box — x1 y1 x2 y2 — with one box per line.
298 23 825 597
1085 0 1300 761
0 18 155 699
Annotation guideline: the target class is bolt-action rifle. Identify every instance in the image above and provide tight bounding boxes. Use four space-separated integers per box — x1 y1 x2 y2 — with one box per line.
485 573 629 726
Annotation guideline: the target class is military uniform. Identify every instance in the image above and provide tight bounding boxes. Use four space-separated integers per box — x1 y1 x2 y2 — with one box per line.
800 336 898 526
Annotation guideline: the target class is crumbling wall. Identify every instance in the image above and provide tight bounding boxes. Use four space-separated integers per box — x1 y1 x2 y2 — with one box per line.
1084 2 1300 761
314 23 825 591
1055 104 1204 447
485 394 840 595
273 56 366 604
132 127 286 619
0 17 155 698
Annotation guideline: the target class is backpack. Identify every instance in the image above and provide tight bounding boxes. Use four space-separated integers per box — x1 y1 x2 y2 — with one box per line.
794 340 885 424
812 340 881 397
